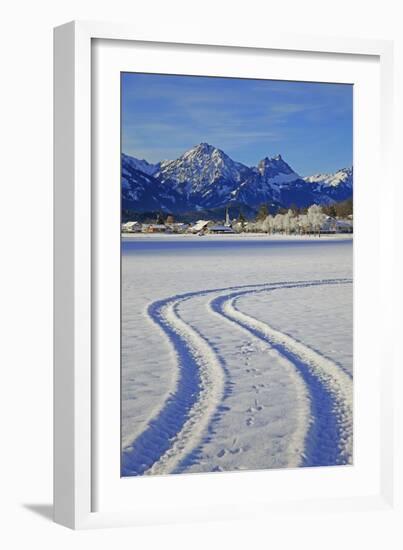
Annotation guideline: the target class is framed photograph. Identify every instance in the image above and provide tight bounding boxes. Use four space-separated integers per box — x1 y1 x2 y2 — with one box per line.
54 21 395 529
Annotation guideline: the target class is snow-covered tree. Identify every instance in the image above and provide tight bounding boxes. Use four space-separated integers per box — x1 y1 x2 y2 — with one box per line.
307 204 325 236
237 211 247 230
273 213 284 233
232 221 243 233
289 211 298 234
254 218 264 233
296 213 309 234
268 215 275 234
245 222 257 233
282 209 295 234
261 214 273 233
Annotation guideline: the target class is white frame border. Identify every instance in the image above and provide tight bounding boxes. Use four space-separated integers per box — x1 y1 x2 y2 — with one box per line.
54 20 395 529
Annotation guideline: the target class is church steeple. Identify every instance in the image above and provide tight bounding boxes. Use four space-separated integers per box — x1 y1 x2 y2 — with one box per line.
225 207 230 227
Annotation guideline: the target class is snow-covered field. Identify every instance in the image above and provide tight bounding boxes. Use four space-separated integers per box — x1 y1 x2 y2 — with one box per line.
121 235 353 476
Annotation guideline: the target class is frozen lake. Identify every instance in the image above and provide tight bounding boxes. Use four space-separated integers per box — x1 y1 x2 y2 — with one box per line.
121 235 353 476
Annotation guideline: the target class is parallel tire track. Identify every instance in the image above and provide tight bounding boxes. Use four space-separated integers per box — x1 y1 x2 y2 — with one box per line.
122 278 352 475
211 282 353 466
121 296 225 476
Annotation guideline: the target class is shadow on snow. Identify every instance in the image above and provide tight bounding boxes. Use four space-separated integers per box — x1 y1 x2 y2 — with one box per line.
122 278 352 475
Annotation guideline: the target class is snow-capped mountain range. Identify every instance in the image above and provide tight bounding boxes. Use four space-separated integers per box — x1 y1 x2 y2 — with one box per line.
122 143 353 216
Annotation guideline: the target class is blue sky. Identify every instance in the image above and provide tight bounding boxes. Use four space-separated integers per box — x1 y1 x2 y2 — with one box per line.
121 72 352 176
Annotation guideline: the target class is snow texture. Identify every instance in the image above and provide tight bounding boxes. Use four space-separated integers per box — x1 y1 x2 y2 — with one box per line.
121 235 353 476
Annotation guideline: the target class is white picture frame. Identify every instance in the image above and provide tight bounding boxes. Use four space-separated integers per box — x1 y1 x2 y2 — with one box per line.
54 20 395 529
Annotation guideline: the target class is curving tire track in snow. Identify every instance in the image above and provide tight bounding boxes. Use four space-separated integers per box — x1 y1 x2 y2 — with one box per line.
121 294 225 476
211 281 353 466
122 278 352 476
144 298 226 476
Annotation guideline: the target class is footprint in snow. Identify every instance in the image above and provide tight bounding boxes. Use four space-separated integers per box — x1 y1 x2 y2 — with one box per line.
229 447 243 455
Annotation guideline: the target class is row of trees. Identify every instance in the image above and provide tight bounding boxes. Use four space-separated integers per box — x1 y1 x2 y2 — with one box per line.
234 204 328 235
253 199 353 221
322 198 353 219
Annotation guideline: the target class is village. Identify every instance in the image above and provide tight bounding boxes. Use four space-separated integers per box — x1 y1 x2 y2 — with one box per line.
121 218 236 235
122 205 353 236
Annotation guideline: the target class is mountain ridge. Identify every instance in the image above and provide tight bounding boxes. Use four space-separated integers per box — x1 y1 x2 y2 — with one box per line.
122 143 353 216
